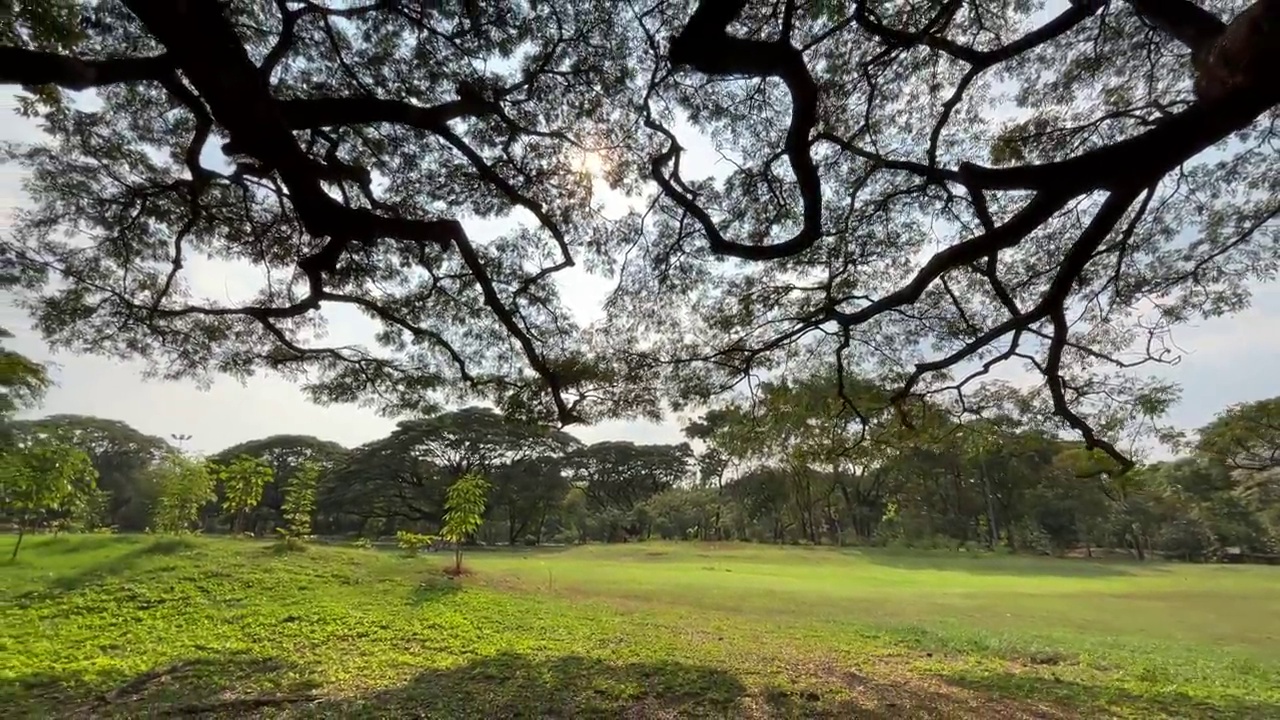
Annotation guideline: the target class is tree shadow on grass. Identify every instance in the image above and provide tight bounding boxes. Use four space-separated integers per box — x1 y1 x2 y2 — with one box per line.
853 548 1144 578
14 649 1261 719
16 537 196 598
6 653 320 720
943 668 1280 720
294 653 748 719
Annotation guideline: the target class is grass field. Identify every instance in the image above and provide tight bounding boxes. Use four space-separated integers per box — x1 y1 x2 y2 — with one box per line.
2 536 1278 718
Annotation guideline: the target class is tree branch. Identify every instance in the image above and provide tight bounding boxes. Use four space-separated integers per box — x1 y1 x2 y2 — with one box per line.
0 48 171 89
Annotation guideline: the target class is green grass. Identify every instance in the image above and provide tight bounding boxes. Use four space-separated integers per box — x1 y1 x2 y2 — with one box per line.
2 536 1278 718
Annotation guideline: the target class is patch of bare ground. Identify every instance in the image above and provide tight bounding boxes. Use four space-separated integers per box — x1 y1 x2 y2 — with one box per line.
733 655 1078 719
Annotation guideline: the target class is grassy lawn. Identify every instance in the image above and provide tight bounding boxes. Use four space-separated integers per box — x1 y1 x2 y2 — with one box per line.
2 536 1278 718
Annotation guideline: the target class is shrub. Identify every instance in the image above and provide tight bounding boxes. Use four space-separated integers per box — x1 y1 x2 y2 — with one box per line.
396 530 436 557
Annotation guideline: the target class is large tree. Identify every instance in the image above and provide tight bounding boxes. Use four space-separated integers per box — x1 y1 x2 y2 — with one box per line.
1197 397 1280 471
1 1 1276 463
326 406 577 526
568 441 693 514
13 414 171 530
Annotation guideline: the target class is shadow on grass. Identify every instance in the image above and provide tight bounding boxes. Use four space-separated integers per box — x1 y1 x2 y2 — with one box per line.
9 653 746 720
5 653 319 720
13 650 1267 719
854 548 1144 577
308 653 748 718
944 668 1280 720
18 537 196 597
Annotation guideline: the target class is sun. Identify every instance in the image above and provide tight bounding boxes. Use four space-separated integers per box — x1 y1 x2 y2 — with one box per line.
572 148 608 179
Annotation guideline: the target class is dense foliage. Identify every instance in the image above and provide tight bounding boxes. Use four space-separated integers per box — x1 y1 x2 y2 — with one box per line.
3 383 1276 561
150 454 216 533
0 0 1276 468
214 454 273 534
0 427 97 557
2 0 1277 557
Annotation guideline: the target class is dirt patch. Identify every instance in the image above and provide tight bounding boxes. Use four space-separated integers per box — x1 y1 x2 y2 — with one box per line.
733 654 1078 719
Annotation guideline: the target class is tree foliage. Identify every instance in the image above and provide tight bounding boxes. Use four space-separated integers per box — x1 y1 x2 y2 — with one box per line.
215 454 273 534
441 471 490 573
0 0 1275 464
0 328 48 421
151 455 216 534
13 414 171 530
0 428 97 558
209 434 348 531
326 407 575 526
279 460 319 540
1197 398 1280 471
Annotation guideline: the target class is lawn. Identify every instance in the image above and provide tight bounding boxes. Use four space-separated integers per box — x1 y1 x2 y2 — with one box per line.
2 536 1277 718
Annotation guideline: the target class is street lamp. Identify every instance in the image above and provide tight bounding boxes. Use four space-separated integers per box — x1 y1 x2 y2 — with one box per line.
170 433 192 453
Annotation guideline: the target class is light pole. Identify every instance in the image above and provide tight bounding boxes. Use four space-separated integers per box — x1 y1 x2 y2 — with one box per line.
170 433 192 453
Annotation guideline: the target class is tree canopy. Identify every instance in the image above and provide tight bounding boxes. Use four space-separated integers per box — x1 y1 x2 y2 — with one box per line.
1197 397 1280 471
0 328 48 421
0 0 1277 465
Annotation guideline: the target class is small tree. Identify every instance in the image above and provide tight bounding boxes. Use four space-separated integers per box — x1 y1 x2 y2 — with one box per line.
217 454 273 535
278 461 320 543
151 455 216 534
441 472 490 574
1 434 97 558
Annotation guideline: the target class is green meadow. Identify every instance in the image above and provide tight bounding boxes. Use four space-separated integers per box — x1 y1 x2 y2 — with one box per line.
3 535 1277 718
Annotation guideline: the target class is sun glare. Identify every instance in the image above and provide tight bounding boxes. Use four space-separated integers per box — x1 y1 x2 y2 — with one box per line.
573 148 607 178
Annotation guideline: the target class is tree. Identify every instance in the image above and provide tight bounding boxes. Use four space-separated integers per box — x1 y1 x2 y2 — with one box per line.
441 471 490 574
14 415 171 530
215 454 274 534
327 408 576 528
151 455 216 534
0 430 97 558
1197 398 1280 471
208 435 348 530
0 328 48 422
279 461 320 540
490 456 570 545
567 441 693 539
2 1 1275 463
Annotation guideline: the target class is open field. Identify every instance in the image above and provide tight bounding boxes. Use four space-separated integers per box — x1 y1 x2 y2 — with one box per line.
2 536 1278 718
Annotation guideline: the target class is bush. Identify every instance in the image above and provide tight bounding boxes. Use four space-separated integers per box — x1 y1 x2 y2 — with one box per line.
396 530 436 557
353 537 374 549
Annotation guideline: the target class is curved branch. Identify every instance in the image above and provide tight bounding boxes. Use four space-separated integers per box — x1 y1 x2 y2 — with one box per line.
656 0 821 261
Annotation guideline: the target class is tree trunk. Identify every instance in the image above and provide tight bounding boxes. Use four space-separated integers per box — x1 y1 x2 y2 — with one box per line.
10 525 24 561
454 543 462 573
979 458 998 550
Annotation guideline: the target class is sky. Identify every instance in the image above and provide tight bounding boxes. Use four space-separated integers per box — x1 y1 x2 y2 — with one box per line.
2 91 1278 457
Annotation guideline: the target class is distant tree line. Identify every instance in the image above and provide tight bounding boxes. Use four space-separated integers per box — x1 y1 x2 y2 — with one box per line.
2 331 1276 560
2 396 1276 562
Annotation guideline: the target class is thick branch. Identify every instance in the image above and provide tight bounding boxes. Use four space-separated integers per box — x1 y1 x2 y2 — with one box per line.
1126 0 1226 55
0 48 171 89
657 0 821 260
119 0 574 422
961 83 1280 193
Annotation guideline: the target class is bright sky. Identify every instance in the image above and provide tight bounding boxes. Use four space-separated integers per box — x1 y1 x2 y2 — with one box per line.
2 94 1278 456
